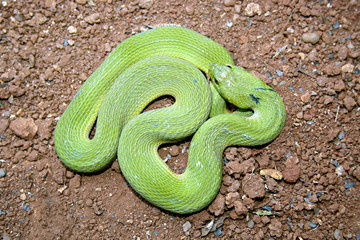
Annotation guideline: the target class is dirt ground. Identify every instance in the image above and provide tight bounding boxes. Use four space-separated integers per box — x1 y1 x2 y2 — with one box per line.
0 0 359 239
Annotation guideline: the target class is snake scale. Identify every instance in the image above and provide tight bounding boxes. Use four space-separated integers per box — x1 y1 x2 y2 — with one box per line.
54 26 286 214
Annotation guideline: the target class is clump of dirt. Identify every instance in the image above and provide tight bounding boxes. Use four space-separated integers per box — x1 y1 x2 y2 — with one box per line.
0 0 359 239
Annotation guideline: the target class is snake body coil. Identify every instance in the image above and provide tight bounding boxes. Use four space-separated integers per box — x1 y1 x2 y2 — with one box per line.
54 27 286 214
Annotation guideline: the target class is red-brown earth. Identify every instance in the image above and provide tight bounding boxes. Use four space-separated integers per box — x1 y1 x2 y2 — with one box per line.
0 0 359 239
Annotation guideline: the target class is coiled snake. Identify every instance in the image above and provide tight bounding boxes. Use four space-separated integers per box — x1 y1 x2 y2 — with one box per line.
54 26 286 214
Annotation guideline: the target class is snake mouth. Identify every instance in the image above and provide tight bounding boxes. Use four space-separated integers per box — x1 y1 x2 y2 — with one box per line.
224 100 255 117
225 100 237 113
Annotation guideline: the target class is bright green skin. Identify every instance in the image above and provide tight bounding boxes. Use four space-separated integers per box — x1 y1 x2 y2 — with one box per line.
54 26 286 214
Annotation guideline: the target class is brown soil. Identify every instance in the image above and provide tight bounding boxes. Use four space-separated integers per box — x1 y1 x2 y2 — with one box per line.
1 0 359 239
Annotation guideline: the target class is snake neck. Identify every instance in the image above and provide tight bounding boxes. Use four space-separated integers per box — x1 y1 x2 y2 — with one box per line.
189 89 286 166
207 63 286 142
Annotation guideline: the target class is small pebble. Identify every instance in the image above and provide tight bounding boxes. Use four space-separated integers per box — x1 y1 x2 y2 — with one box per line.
45 0 57 8
259 169 283 180
275 70 283 76
226 21 233 28
69 174 81 188
335 165 346 177
183 221 192 232
88 0 96 6
242 174 265 198
349 49 359 59
334 229 343 240
223 0 236 7
341 63 354 73
233 200 247 216
22 205 30 212
75 0 87 4
309 223 318 228
185 5 194 15
67 26 77 34
85 198 93 207
337 46 348 60
14 13 25 21
79 73 88 81
9 118 38 140
296 112 304 119
334 80 346 92
333 21 340 29
298 52 306 60
352 167 360 181
193 230 201 238
169 145 180 157
0 168 6 178
347 41 355 49
343 96 356 111
283 164 301 183
323 95 333 105
209 194 225 216
247 219 255 228
287 27 295 33
300 92 311 103
67 39 75 46
302 32 320 44
20 193 27 201
262 206 274 212
84 13 101 24
2 232 10 240
234 5 241 13
344 179 355 189
138 0 154 9
201 220 214 236
324 62 342 76
214 227 222 236
244 3 262 16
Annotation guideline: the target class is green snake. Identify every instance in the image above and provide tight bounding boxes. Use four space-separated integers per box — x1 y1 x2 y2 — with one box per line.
54 26 286 214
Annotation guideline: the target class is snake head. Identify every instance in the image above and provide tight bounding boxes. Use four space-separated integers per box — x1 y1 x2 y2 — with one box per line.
209 64 233 86
209 64 269 108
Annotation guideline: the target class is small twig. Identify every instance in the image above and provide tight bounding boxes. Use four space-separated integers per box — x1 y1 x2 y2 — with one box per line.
335 105 340 122
273 45 288 58
296 60 316 79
